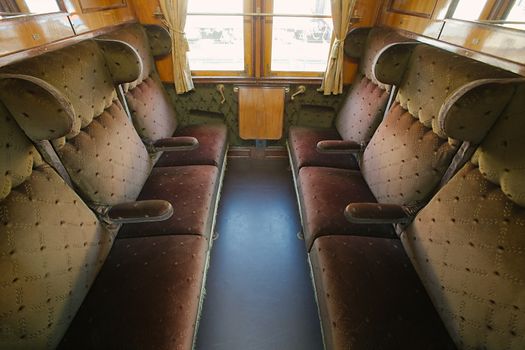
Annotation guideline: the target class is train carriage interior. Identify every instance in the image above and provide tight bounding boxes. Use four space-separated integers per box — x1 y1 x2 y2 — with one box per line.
0 0 524 349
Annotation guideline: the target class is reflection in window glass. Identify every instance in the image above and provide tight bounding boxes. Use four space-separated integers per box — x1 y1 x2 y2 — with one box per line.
504 0 525 29
24 0 60 14
186 0 244 71
271 17 332 72
271 0 332 72
452 0 488 21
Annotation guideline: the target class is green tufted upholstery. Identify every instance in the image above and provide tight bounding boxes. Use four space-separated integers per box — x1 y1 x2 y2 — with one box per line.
0 102 114 349
401 84 525 349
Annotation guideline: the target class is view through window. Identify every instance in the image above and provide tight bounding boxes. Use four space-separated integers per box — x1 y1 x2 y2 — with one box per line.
185 0 332 76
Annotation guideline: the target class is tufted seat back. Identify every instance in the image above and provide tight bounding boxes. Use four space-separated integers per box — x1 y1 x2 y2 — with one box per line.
0 40 152 206
99 23 178 143
401 83 525 349
0 103 114 349
334 27 413 145
360 44 518 208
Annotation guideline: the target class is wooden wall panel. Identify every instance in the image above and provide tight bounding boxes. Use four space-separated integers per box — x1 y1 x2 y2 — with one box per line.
239 86 285 140
69 6 135 34
377 0 525 75
78 0 127 13
389 0 436 17
0 14 75 57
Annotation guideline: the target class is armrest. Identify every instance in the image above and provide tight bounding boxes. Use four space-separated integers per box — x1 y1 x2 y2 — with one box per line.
151 136 199 152
106 200 174 224
316 140 363 154
344 203 411 224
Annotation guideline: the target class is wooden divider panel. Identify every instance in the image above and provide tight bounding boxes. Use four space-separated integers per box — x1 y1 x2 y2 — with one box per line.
239 86 285 140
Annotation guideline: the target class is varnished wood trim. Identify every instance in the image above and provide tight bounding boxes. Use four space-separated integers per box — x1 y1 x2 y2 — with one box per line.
190 76 322 85
79 0 127 13
387 0 437 19
0 20 136 68
380 25 525 76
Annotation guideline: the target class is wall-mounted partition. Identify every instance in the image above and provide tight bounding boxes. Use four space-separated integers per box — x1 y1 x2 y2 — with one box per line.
377 0 525 75
0 0 136 67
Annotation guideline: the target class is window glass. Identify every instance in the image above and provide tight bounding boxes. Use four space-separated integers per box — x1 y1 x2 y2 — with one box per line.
186 0 245 71
270 0 332 73
451 0 489 21
503 0 525 29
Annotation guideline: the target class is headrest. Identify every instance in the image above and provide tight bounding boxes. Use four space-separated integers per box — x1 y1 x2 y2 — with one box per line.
0 103 43 201
395 45 518 139
439 78 523 143
144 24 172 57
100 23 156 89
344 27 371 59
360 28 415 88
374 43 417 86
0 40 118 140
96 39 143 84
471 83 525 207
0 74 75 141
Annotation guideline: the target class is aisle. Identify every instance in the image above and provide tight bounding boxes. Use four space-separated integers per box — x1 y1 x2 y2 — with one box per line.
196 158 323 350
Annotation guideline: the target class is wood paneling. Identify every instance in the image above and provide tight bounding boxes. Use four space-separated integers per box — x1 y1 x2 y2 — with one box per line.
239 86 285 140
79 0 127 13
0 14 75 57
69 6 135 34
377 0 525 75
440 20 525 65
389 0 436 17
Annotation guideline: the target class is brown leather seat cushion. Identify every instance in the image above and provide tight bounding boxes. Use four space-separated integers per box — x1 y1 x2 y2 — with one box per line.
59 235 207 350
119 165 218 239
298 167 394 250
156 123 228 168
310 235 455 350
289 126 359 171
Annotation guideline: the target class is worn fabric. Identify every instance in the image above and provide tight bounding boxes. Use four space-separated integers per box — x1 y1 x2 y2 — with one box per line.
59 235 207 350
361 102 459 206
402 163 525 349
155 123 228 168
288 126 358 171
298 167 394 250
119 165 218 239
56 100 151 206
0 165 114 349
311 235 455 350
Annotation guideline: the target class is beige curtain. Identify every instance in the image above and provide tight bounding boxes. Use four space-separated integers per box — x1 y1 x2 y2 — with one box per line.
159 0 194 94
319 0 358 95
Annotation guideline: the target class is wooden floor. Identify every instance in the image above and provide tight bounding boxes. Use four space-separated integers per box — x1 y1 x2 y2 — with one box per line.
196 158 323 350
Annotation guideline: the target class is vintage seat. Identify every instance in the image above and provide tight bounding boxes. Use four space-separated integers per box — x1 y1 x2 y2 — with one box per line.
99 23 228 169
0 101 116 349
310 235 456 349
288 27 412 174
299 43 518 250
400 83 525 349
0 40 220 241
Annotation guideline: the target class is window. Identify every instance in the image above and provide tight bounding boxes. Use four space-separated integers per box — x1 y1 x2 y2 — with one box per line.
185 0 332 77
451 0 489 21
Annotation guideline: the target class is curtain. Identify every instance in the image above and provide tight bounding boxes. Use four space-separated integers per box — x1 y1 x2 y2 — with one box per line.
159 0 194 94
319 0 358 95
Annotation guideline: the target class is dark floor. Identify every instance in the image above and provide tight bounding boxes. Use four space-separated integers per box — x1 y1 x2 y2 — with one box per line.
196 158 324 350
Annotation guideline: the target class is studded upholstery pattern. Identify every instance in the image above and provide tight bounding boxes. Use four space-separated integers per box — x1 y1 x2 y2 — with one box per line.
119 165 218 239
335 74 389 143
310 235 455 350
396 45 517 138
0 41 118 139
126 75 178 142
473 85 525 207
361 102 459 206
59 235 207 350
298 167 394 250
156 123 228 168
0 105 42 201
288 126 358 171
402 163 525 349
56 100 151 206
